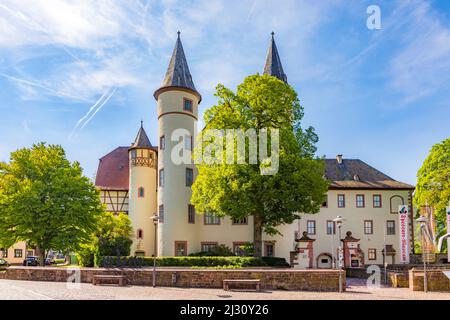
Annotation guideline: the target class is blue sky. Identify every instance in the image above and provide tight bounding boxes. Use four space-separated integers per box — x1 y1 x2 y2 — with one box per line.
0 0 449 184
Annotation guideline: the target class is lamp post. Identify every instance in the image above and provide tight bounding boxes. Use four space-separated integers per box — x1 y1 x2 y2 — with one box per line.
151 214 159 288
417 216 428 293
333 215 344 293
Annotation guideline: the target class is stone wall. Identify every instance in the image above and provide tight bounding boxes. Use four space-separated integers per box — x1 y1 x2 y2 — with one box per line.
1 267 345 292
409 268 450 292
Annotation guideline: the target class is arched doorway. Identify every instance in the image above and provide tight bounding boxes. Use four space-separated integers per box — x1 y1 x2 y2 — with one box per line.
316 253 333 269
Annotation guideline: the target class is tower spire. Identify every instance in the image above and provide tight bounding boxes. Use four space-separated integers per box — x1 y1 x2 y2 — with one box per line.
154 32 201 102
132 122 152 148
263 32 287 83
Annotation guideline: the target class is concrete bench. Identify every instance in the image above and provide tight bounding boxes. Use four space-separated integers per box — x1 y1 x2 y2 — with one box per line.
223 279 261 292
92 275 126 286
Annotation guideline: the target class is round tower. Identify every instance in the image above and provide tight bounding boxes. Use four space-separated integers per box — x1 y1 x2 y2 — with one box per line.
154 32 201 256
128 122 158 256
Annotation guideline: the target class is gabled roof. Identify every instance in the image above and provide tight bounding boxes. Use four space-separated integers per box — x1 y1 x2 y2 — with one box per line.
154 32 201 101
131 122 152 149
263 32 287 83
95 147 129 190
324 158 414 190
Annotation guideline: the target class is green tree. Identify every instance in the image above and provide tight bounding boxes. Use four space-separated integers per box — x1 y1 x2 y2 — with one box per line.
414 138 450 233
192 74 328 257
0 143 103 266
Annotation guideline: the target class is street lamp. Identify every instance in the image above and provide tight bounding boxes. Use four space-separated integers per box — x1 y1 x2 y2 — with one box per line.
151 213 159 288
417 216 428 293
333 215 344 293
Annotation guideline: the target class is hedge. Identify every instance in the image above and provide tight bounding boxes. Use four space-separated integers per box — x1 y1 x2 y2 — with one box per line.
99 256 289 268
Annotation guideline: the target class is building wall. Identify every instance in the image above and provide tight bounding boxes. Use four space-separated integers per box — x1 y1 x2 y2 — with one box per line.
1 241 33 265
157 89 199 256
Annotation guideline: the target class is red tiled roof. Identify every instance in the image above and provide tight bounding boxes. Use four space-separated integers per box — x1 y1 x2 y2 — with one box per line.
95 147 130 190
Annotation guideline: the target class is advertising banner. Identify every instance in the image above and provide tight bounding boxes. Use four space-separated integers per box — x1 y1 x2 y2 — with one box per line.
398 205 410 264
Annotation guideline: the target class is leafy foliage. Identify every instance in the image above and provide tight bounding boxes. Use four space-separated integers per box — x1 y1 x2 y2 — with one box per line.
189 244 235 256
191 75 328 256
0 143 104 265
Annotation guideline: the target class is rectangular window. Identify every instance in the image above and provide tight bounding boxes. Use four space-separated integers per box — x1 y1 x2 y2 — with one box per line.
204 212 220 225
2 249 7 258
184 134 193 151
201 242 218 252
159 205 164 223
368 249 377 260
183 98 193 112
232 217 248 225
186 168 193 187
356 194 365 208
373 194 382 208
307 220 316 235
364 220 373 234
174 241 187 256
264 242 275 257
159 169 164 187
322 195 328 207
387 220 395 235
326 220 336 235
160 136 165 150
138 187 144 198
337 194 345 208
233 242 248 256
14 249 23 258
188 205 195 224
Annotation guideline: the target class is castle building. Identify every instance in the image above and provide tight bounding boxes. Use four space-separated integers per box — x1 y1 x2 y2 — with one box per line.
94 33 415 268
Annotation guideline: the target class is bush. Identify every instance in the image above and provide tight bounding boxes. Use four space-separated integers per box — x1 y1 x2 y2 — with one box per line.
99 256 268 268
189 244 235 257
261 257 290 267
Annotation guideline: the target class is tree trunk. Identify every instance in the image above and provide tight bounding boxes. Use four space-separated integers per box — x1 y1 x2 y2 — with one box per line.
36 246 45 267
253 214 263 257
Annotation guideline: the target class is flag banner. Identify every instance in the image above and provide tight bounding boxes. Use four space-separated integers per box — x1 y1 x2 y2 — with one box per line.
398 205 410 264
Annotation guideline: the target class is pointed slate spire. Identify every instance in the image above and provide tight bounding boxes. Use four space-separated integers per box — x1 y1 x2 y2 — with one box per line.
131 121 152 148
160 31 199 91
263 32 287 83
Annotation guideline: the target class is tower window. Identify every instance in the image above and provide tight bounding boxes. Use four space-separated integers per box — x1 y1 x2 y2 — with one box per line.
159 205 164 223
131 150 137 159
185 168 193 187
137 229 143 239
188 205 195 224
159 169 164 187
185 134 193 151
138 187 144 198
160 136 165 150
183 98 193 112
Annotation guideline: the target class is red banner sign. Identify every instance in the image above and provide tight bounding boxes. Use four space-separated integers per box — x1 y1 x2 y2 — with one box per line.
398 205 410 264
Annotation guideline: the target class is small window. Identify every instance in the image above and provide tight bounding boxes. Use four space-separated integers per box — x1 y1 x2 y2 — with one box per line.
138 187 144 198
160 136 165 150
135 251 145 257
265 242 275 257
159 205 164 223
364 220 373 234
183 98 193 112
337 194 345 208
373 194 382 208
356 194 365 208
204 212 220 225
131 149 137 159
188 205 195 224
387 220 395 235
185 135 193 151
159 169 164 187
322 195 328 207
307 220 316 235
14 249 23 258
232 217 248 225
175 241 187 256
326 220 336 235
1 249 7 258
137 229 143 239
186 168 194 187
201 242 218 252
368 249 377 260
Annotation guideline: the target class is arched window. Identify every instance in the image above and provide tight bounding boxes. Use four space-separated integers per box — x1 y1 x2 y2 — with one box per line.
138 187 144 198
137 229 143 239
390 195 405 213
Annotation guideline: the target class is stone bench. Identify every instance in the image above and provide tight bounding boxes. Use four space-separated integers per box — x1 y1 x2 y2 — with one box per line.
92 275 127 286
223 279 261 292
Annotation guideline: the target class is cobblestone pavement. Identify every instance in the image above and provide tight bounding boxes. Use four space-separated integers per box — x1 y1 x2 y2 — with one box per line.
0 278 448 300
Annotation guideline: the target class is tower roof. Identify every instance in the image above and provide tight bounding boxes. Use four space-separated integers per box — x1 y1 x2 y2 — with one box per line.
154 31 201 101
131 121 152 149
263 32 287 83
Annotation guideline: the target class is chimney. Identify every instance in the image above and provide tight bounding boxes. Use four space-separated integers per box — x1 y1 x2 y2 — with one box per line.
336 154 343 164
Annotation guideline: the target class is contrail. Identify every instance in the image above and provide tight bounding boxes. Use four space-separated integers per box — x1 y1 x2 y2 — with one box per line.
79 88 117 130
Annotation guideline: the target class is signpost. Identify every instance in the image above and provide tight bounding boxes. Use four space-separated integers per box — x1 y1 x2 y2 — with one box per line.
398 205 410 264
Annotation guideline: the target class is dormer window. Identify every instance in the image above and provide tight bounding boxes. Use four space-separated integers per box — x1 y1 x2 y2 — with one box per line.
183 98 193 112
353 174 360 181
